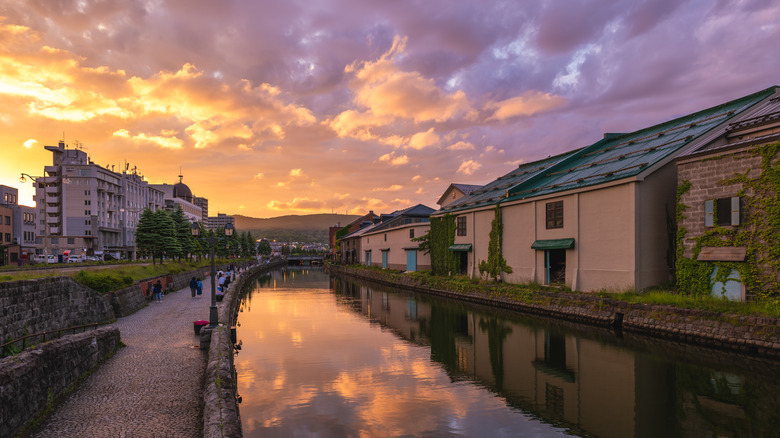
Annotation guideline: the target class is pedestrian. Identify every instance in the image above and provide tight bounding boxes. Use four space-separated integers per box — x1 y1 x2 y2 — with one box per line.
189 277 197 298
153 280 162 303
224 274 231 291
218 273 226 292
196 278 203 298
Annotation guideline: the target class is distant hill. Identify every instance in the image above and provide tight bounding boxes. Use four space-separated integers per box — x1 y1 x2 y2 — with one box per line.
233 213 360 243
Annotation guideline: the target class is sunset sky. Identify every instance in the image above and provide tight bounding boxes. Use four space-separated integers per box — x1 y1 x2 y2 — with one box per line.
2 0 778 218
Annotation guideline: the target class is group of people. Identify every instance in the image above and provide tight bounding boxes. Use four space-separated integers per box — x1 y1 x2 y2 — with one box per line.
152 264 241 302
189 277 205 298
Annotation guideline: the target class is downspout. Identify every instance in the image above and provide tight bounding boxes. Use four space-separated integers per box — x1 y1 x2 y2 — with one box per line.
497 200 504 282
471 210 476 278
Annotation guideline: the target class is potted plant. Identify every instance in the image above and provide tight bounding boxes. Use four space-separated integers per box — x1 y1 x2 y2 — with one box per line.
193 320 208 335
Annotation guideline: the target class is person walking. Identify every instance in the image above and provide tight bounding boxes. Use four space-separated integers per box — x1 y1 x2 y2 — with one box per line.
153 280 162 303
196 278 203 298
189 277 197 298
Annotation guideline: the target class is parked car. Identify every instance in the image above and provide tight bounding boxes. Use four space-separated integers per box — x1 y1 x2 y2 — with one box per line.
46 255 57 264
67 255 82 263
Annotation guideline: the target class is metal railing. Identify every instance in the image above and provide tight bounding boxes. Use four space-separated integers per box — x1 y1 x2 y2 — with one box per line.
1 323 100 357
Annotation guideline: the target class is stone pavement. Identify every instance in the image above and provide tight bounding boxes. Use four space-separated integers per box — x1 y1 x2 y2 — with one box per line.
30 278 217 438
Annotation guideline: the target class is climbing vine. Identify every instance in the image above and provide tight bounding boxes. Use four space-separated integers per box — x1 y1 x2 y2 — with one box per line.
675 141 780 299
425 214 459 276
479 204 513 281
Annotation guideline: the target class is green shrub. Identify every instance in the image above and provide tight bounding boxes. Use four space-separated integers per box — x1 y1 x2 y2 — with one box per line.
74 270 134 293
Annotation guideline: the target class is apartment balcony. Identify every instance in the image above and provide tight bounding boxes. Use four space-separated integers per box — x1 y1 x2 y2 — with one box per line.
45 186 60 196
46 217 60 226
48 226 60 234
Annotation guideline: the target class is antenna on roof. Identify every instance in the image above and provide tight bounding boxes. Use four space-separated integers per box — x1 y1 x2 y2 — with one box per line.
179 166 183 183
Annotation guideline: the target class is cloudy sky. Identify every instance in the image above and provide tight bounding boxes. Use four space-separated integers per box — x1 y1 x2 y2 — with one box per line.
1 0 778 217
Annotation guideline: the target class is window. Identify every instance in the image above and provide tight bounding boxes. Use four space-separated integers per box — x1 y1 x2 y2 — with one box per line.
4 216 10 225
410 228 415 238
4 233 10 242
67 238 75 244
384 233 387 241
85 200 91 205
705 197 741 227
546 201 564 229
457 216 467 236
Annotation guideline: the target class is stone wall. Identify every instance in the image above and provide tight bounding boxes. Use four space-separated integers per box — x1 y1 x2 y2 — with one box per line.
0 277 115 342
328 265 780 359
677 147 761 258
0 327 121 438
202 260 285 438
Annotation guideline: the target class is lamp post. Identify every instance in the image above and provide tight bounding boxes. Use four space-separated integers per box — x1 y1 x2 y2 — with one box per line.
191 222 234 328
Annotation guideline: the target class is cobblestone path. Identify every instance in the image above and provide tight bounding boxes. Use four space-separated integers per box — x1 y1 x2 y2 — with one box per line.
30 281 214 438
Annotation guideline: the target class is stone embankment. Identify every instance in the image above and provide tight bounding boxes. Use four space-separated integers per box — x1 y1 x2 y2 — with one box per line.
201 260 285 438
200 260 286 438
0 277 115 342
0 261 250 438
0 327 121 438
327 265 780 359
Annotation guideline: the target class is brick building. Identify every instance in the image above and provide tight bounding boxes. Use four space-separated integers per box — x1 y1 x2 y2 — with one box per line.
676 88 780 299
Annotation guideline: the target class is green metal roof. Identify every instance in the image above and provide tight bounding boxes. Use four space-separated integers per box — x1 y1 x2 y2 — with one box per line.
435 86 776 215
531 238 575 250
506 87 775 201
436 149 580 215
448 243 472 251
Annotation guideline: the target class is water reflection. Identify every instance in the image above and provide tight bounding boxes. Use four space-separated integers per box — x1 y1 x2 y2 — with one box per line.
236 268 780 437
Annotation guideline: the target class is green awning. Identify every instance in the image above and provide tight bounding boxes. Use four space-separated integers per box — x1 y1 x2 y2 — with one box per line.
531 238 575 250
448 244 472 251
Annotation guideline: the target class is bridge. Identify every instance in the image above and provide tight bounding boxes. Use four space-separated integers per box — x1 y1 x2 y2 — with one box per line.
285 255 324 266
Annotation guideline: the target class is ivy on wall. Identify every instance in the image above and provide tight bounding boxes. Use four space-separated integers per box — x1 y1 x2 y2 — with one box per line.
676 141 780 299
479 204 512 281
425 214 459 275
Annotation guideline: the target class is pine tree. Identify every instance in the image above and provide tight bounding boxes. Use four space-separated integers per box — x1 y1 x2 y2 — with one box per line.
155 209 181 263
135 208 160 264
171 206 193 261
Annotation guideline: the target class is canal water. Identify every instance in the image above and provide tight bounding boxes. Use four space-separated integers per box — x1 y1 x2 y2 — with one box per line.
235 267 780 437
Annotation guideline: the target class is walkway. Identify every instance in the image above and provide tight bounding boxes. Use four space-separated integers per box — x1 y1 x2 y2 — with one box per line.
30 279 217 438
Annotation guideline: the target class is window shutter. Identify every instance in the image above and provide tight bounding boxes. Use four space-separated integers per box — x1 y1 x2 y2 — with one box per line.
704 200 714 227
731 197 740 226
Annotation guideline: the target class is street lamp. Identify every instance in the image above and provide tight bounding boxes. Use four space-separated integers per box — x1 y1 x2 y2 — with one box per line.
191 222 235 328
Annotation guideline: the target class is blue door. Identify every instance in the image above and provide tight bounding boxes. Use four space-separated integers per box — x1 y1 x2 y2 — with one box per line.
406 250 417 272
382 251 388 269
365 251 372 266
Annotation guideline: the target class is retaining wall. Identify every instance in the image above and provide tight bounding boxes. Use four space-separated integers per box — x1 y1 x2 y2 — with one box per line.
202 260 285 438
0 327 121 438
328 265 780 359
0 277 115 342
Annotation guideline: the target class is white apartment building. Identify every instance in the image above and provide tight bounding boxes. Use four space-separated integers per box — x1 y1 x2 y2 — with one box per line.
28 141 165 260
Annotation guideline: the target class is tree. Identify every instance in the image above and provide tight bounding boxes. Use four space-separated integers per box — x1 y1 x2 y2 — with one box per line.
478 205 513 281
171 206 194 261
135 208 160 264
155 209 181 263
258 239 271 256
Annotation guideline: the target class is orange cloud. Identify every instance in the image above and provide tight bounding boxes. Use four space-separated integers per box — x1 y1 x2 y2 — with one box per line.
407 128 439 150
487 90 567 121
457 159 482 175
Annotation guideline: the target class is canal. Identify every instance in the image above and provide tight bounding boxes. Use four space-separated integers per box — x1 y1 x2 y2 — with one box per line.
235 267 780 437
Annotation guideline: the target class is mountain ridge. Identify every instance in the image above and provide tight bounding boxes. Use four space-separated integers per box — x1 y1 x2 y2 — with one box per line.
232 213 361 243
